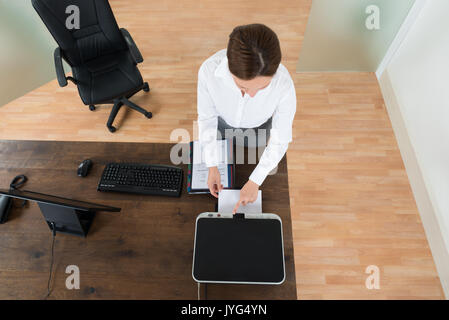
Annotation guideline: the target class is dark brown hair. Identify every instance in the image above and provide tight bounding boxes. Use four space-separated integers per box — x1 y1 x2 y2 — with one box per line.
227 24 281 80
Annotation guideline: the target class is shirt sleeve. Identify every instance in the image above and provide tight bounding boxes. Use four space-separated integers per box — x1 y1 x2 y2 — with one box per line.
249 78 297 186
197 63 219 167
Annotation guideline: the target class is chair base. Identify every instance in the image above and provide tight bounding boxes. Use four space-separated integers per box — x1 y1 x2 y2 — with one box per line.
89 82 151 133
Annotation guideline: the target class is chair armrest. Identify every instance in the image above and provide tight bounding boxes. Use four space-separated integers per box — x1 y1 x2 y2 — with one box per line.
54 47 68 87
54 48 78 87
120 28 144 64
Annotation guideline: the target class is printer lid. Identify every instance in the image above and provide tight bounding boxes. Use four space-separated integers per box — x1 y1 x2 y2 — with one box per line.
192 212 285 285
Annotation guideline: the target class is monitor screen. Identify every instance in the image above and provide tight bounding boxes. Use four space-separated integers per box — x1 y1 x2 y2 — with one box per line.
193 216 285 284
0 189 120 212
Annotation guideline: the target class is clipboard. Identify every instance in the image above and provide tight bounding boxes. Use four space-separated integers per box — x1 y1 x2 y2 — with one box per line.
192 212 285 285
187 140 235 194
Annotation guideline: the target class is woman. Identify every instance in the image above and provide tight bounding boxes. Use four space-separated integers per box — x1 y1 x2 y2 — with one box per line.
197 23 296 213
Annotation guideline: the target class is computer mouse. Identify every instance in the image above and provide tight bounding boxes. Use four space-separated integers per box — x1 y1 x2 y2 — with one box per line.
77 159 92 177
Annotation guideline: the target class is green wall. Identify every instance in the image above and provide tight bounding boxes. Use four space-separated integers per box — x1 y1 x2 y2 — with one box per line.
0 0 57 107
297 0 415 72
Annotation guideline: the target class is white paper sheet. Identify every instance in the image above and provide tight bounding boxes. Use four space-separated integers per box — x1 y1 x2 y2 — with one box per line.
218 189 262 214
191 140 230 190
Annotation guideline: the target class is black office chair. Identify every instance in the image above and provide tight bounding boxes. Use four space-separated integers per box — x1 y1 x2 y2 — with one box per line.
32 0 152 133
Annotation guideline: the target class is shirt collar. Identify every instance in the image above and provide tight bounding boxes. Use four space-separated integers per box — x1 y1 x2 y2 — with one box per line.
214 56 241 92
214 55 229 78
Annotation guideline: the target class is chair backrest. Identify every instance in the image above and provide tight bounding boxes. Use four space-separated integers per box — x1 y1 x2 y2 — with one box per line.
32 0 127 66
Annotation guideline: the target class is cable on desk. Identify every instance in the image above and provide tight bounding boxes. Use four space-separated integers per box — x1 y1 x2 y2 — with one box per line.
197 283 207 300
6 175 57 299
9 175 28 208
44 222 57 299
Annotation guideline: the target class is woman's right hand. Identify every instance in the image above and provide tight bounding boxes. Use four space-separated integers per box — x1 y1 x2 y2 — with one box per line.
207 166 223 198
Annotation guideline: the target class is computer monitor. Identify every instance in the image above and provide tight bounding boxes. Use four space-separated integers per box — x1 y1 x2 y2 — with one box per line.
0 188 120 237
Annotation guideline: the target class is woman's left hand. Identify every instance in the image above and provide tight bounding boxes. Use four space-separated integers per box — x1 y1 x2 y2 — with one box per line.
233 180 259 214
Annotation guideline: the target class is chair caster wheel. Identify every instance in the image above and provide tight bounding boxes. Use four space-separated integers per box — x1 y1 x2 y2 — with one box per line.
145 112 153 119
108 126 116 133
89 105 96 111
143 83 150 92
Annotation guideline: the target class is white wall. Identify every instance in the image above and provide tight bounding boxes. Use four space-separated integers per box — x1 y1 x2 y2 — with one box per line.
379 0 449 298
297 0 415 72
0 0 57 107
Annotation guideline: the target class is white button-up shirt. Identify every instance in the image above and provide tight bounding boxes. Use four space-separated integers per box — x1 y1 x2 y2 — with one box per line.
197 49 297 185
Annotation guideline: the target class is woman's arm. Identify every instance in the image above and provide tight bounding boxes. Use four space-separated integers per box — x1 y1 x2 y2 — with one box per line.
197 63 219 167
197 63 223 197
249 78 297 186
233 77 296 213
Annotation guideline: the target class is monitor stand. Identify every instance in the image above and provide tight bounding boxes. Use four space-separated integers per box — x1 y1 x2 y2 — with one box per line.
38 202 96 237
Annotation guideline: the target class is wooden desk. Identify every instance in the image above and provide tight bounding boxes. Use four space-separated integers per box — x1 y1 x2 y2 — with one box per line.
0 140 296 299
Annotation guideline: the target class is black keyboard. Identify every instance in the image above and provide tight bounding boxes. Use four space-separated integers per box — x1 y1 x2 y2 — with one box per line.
97 163 183 197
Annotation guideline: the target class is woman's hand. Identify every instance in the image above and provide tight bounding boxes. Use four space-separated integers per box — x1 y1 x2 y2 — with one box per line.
233 180 259 214
207 166 223 198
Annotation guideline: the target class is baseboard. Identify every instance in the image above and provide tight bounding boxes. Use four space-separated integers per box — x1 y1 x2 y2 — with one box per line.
379 71 449 299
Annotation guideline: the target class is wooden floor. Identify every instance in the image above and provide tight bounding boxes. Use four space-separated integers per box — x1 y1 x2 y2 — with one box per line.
0 0 444 299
